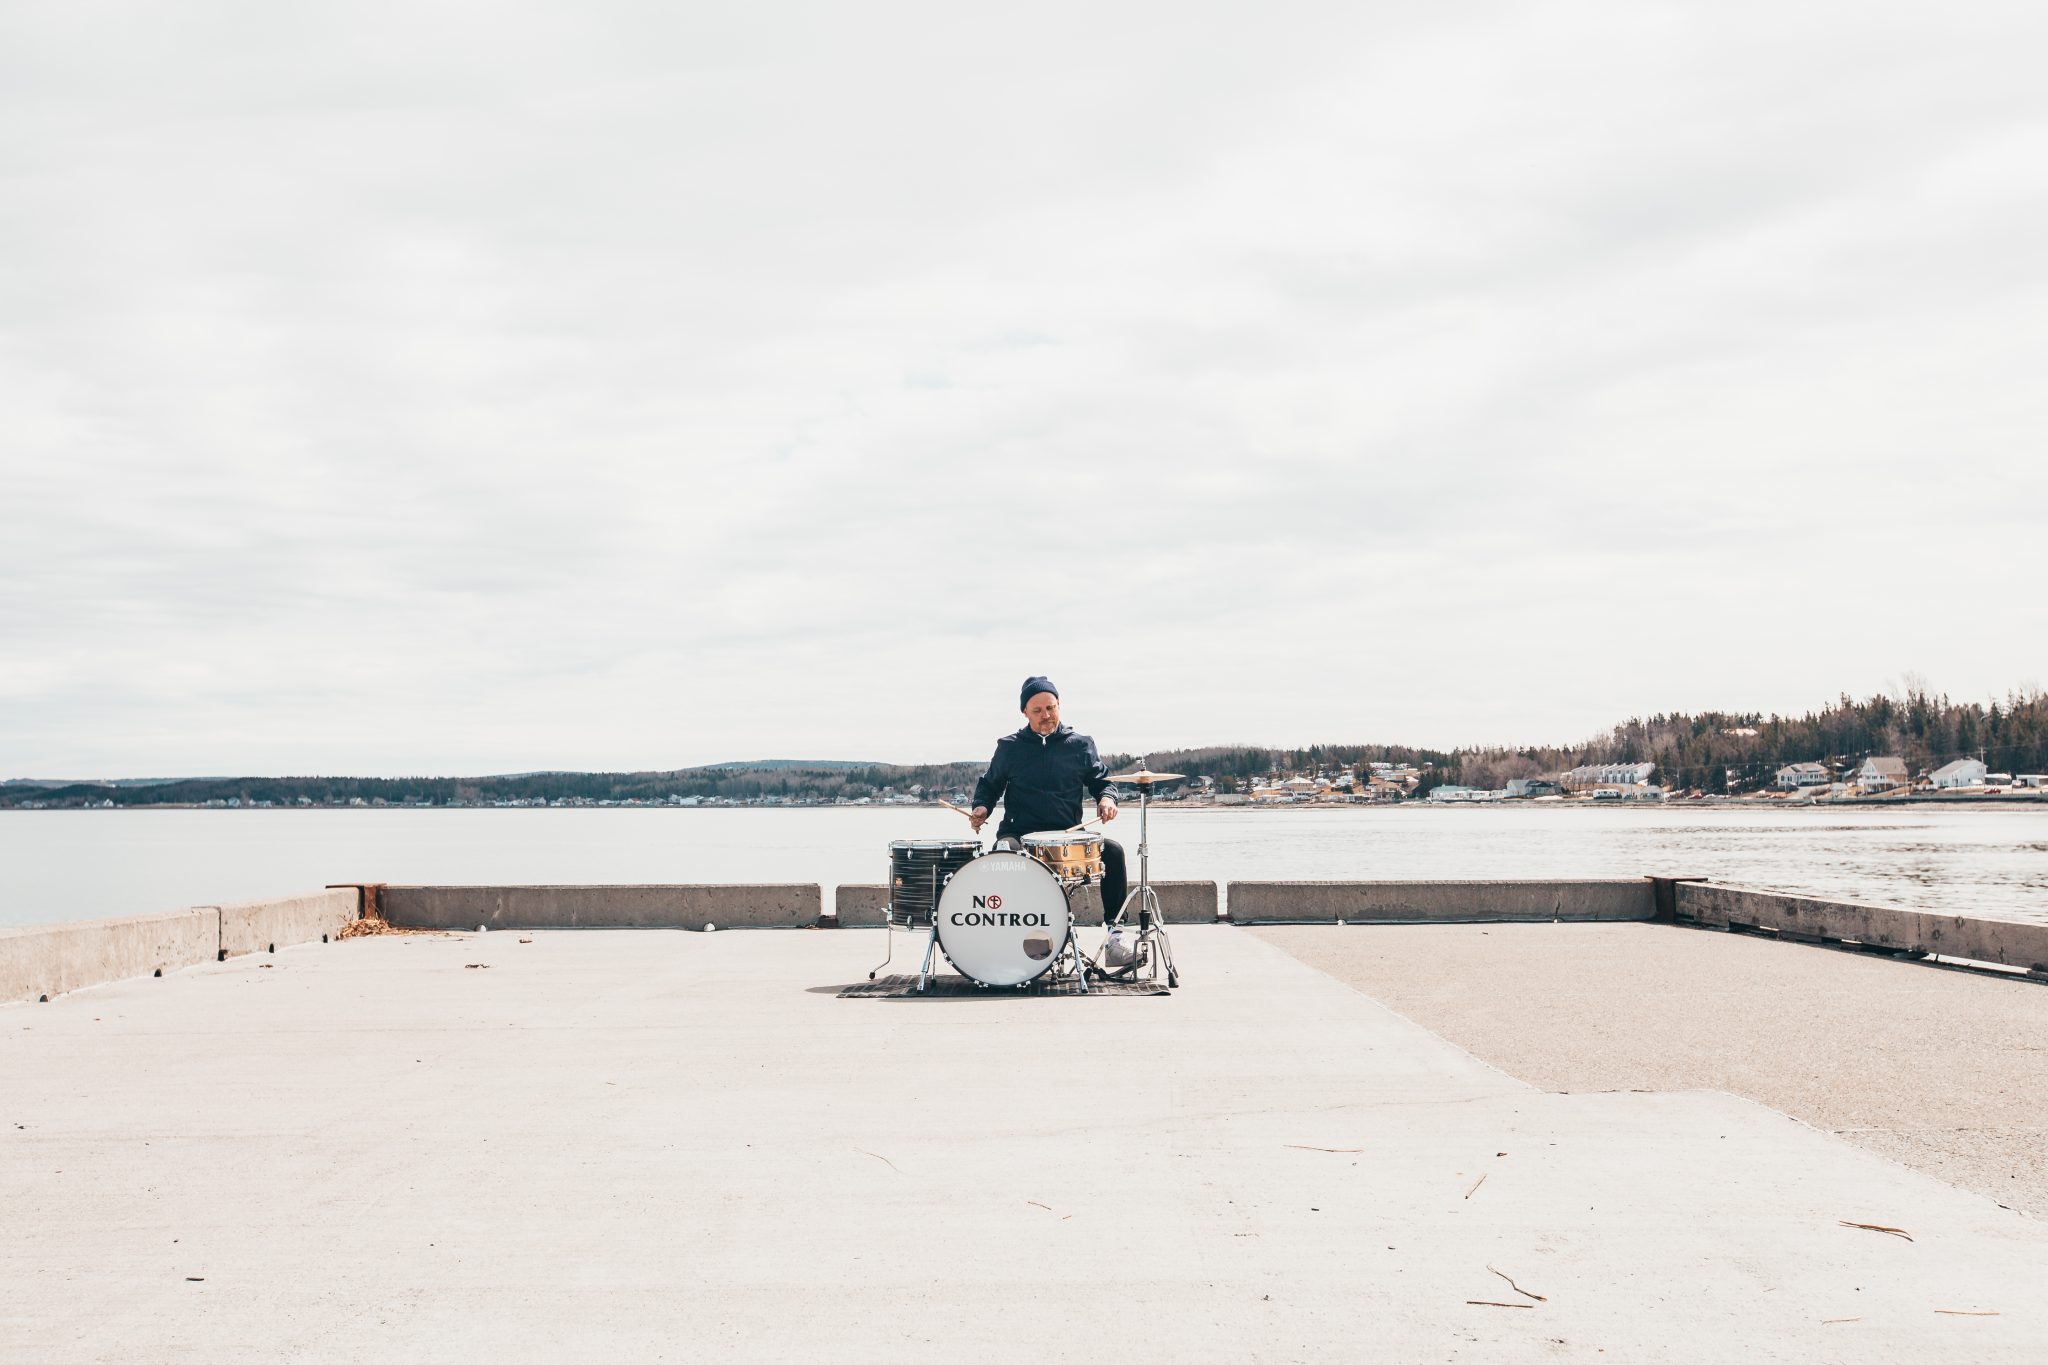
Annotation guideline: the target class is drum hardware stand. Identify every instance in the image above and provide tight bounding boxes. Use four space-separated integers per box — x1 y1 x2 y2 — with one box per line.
915 918 942 993
1048 884 1091 993
1105 767 1182 988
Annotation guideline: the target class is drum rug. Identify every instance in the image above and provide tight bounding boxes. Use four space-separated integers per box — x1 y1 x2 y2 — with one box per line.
839 974 1171 999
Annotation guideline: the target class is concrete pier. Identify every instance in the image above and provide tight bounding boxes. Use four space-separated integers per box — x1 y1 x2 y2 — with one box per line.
1254 920 2048 1219
4 924 2044 1362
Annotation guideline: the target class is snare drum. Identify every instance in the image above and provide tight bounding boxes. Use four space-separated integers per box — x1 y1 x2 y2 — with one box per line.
934 851 1072 986
887 839 981 926
1020 830 1105 885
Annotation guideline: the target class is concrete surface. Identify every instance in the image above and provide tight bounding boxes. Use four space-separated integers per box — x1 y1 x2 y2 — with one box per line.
5 926 2046 1362
0 908 218 1004
1679 882 2048 971
834 879 1217 926
1227 878 1654 923
1252 921 2048 1219
217 889 359 959
381 883 822 930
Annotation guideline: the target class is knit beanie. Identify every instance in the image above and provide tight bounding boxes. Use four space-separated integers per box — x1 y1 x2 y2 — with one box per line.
1019 676 1059 711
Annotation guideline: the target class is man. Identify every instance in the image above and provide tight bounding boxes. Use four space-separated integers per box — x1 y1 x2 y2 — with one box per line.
969 676 1129 927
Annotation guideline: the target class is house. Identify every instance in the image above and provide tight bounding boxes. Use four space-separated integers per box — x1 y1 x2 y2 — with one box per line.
1503 778 1565 799
1562 762 1656 793
1776 762 1830 790
2015 774 2048 789
1852 757 1909 791
1930 758 1987 789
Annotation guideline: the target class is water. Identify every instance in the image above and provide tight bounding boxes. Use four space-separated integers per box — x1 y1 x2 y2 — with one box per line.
3 805 2046 930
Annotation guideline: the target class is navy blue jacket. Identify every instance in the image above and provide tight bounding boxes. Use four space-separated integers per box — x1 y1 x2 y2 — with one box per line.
972 725 1119 839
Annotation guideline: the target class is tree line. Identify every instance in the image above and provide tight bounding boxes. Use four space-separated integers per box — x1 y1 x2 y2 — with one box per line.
1417 686 2048 794
7 687 2044 808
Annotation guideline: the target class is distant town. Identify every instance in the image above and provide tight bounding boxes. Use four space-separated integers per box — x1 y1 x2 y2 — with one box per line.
5 687 2045 811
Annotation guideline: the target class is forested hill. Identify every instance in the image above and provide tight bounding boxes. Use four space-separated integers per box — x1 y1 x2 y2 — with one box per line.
1425 686 2048 793
0 761 989 810
1103 689 2048 795
6 689 2045 808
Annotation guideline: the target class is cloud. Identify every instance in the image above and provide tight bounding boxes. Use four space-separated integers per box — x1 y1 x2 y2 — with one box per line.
4 0 2046 774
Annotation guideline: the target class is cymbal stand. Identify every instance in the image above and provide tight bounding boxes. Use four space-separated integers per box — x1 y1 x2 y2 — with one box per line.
1109 778 1180 988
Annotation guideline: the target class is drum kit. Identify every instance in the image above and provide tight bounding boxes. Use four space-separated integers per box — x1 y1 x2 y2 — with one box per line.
868 768 1185 992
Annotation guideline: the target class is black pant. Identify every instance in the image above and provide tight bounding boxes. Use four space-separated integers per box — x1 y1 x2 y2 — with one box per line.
1098 837 1128 927
1000 831 1128 926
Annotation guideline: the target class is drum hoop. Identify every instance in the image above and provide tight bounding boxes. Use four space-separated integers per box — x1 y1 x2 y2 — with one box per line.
932 851 1071 987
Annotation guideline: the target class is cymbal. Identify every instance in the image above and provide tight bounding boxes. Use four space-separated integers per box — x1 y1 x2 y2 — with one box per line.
1110 769 1186 786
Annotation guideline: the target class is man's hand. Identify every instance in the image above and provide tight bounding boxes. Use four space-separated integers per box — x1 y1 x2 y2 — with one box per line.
969 805 990 833
1097 797 1118 823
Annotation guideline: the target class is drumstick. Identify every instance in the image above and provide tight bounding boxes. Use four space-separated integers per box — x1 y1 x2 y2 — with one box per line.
938 799 978 821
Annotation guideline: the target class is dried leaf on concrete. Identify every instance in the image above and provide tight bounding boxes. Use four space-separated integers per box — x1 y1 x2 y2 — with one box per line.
338 919 452 940
1838 1220 1913 1241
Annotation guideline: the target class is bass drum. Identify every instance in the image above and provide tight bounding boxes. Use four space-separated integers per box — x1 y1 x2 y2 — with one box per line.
933 851 1072 987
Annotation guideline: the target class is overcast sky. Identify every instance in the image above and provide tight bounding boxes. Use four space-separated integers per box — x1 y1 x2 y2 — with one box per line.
4 1 2045 778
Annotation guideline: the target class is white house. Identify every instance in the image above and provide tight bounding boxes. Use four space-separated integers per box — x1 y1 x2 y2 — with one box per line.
1853 757 1909 791
1930 758 1987 789
1776 762 1830 790
1562 761 1656 793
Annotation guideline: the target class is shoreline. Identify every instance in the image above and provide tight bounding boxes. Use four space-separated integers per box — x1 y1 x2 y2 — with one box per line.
6 796 2047 814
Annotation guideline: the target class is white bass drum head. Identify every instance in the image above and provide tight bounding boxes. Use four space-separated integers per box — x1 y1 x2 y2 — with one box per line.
933 852 1071 986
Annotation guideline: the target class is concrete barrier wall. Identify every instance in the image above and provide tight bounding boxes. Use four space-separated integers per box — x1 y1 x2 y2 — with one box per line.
381 884 823 930
834 885 892 927
218 889 360 958
1 909 220 1004
1225 879 1656 924
1676 883 2048 972
833 881 1218 927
